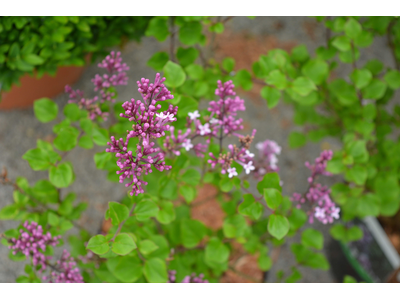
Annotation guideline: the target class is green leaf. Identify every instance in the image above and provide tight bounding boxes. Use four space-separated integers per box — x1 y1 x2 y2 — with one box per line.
285 267 302 283
238 194 263 220
23 53 44 65
266 70 287 90
361 79 387 100
159 178 178 200
87 235 110 255
63 103 81 121
330 224 363 243
54 127 79 151
257 172 282 194
364 59 383 75
112 233 137 256
329 79 358 106
135 200 159 221
288 208 307 232
288 131 306 148
147 51 169 71
178 21 202 45
22 148 51 171
258 254 272 271
92 127 109 146
345 165 367 185
144 258 168 283
260 86 281 109
332 35 351 52
291 45 309 63
156 202 175 224
268 214 289 240
181 169 201 186
179 185 196 203
163 61 186 88
109 256 142 283
139 240 159 255
344 275 357 283
263 188 282 210
34 98 58 123
234 69 253 91
145 17 170 41
49 162 73 188
223 215 248 238
222 57 235 72
185 64 204 80
0 205 19 220
78 135 93 149
344 18 362 39
220 177 234 192
209 22 224 33
205 237 230 264
47 212 60 226
176 47 199 67
301 229 324 250
94 151 112 169
302 59 329 85
180 219 206 248
384 70 400 89
291 77 316 96
350 69 372 89
109 202 130 226
291 244 330 270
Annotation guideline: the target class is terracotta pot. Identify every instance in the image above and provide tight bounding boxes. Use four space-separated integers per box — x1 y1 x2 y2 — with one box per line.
0 60 89 110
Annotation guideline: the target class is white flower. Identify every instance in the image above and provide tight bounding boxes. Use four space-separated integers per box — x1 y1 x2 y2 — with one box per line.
243 161 255 174
245 150 254 158
269 154 278 168
256 142 264 150
156 112 168 119
166 113 175 121
331 207 340 219
314 207 326 219
182 139 193 151
209 118 219 124
270 141 282 155
188 110 200 120
227 167 238 178
198 123 211 136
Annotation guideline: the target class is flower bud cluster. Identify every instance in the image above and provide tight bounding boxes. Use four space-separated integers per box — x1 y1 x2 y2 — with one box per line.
46 249 84 283
252 139 282 179
106 73 176 196
208 130 257 177
66 51 129 120
168 270 208 283
9 221 84 282
9 221 60 270
291 150 340 224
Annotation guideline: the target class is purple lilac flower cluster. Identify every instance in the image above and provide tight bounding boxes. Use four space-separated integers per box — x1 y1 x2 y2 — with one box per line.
168 270 208 283
106 73 176 196
9 221 83 283
44 250 84 283
252 139 282 179
163 80 256 178
65 51 129 120
291 150 340 224
9 221 60 270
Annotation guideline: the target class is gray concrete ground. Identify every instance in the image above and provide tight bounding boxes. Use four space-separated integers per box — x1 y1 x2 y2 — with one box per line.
0 17 397 282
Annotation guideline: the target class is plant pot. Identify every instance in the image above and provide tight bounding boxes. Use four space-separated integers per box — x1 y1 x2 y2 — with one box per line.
327 217 400 283
0 56 91 110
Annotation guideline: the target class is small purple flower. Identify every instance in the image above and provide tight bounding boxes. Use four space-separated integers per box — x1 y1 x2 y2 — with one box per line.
243 161 255 174
199 123 211 136
182 139 193 151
